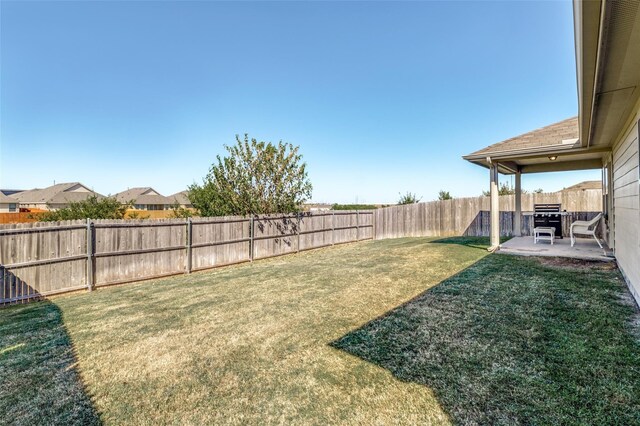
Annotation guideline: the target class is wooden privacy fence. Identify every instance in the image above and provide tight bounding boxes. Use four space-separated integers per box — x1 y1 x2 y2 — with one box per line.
373 191 602 239
0 211 373 304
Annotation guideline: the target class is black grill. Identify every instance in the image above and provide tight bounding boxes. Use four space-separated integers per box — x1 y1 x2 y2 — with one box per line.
533 204 563 238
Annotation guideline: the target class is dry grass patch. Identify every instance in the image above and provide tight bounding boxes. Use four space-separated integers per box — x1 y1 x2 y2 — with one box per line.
2 237 639 425
1 238 487 425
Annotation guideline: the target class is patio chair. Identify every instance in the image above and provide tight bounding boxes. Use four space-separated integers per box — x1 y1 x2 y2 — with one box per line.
570 213 603 248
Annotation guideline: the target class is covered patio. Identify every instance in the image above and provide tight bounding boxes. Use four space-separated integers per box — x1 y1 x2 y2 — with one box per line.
500 236 613 261
464 116 610 259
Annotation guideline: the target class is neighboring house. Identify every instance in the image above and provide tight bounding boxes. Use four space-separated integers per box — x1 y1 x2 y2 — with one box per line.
9 182 103 210
169 191 193 209
115 187 171 210
0 192 18 213
559 180 602 193
464 0 640 305
0 189 24 197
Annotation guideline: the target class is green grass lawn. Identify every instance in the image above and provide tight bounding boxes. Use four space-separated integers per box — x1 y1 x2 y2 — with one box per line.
1 237 639 425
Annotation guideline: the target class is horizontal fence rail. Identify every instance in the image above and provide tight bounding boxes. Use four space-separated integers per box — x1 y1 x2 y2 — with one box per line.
373 191 602 240
0 191 601 306
0 211 373 305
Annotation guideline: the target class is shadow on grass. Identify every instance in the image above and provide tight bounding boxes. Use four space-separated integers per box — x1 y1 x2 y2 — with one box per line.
331 253 640 425
0 301 101 425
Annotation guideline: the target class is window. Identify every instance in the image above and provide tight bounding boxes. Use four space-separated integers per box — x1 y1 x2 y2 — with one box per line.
8 203 16 212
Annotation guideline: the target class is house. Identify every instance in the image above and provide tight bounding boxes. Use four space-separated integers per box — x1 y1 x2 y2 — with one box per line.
559 180 602 192
9 182 103 210
169 191 193 209
0 192 18 213
115 187 171 210
464 0 640 305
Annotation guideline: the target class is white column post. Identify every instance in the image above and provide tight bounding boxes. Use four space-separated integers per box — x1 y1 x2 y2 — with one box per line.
514 169 522 237
489 161 500 250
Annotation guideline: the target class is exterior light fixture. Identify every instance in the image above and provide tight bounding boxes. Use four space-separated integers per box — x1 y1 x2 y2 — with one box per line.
548 156 558 161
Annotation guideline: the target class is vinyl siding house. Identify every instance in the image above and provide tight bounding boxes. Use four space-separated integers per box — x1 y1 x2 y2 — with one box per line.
464 0 640 305
115 187 172 210
9 182 103 211
0 193 18 213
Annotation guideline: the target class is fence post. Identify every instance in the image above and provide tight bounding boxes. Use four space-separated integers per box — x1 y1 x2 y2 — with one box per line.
186 217 192 274
332 211 335 245
297 213 301 253
250 216 254 261
356 210 360 241
372 210 376 240
86 218 94 291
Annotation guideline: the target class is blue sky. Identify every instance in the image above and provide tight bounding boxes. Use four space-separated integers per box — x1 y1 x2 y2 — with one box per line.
0 1 599 203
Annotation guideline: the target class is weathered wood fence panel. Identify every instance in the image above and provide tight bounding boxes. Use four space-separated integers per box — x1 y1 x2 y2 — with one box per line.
0 211 372 305
253 214 299 259
0 220 88 303
191 217 250 271
93 219 188 287
374 191 602 240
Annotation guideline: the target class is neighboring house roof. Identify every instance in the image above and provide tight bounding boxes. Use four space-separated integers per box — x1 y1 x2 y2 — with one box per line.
169 191 191 205
0 192 16 203
9 182 103 204
115 187 171 205
560 181 601 192
0 189 24 197
465 117 579 159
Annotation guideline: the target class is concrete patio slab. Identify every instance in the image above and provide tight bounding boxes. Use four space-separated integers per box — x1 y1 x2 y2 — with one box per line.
498 236 614 261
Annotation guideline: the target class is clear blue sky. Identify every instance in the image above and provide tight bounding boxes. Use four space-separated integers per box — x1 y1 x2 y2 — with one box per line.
0 1 599 203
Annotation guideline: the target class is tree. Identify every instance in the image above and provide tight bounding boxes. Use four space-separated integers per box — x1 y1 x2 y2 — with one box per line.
168 201 193 218
482 182 529 197
38 196 131 221
438 190 452 200
533 188 544 194
397 192 421 205
189 134 312 216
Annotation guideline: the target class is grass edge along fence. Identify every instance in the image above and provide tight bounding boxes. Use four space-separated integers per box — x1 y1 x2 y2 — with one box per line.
0 211 374 305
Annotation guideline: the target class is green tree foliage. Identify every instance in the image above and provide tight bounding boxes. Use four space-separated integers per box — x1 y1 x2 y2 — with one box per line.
168 201 194 218
482 183 544 196
438 190 452 201
189 135 312 216
38 196 131 221
397 192 421 205
482 182 529 197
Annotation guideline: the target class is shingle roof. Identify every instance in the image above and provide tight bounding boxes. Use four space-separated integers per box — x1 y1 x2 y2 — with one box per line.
465 117 579 158
114 187 171 205
169 191 191 205
560 180 602 192
0 192 16 203
10 182 103 204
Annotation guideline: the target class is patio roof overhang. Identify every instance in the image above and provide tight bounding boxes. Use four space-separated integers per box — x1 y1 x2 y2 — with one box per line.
463 145 607 175
463 0 640 176
462 117 609 175
462 0 640 251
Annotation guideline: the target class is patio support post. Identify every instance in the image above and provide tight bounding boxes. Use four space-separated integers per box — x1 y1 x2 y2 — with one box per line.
489 161 500 251
514 169 522 237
